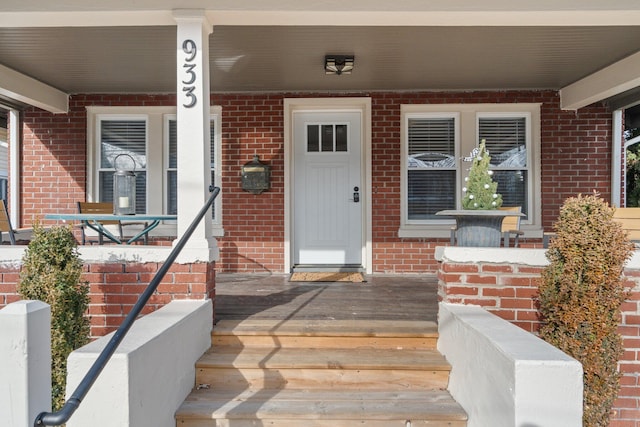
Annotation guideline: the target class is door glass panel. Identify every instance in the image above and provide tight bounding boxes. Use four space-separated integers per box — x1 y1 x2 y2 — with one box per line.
307 125 319 152
308 123 349 153
336 124 348 152
321 125 334 152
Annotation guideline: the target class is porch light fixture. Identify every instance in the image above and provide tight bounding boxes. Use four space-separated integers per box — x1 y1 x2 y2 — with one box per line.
324 55 354 75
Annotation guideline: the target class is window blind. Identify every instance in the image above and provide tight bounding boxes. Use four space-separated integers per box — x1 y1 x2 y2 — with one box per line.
100 120 147 169
479 117 528 217
479 117 526 168
407 117 456 219
99 119 147 213
167 119 216 218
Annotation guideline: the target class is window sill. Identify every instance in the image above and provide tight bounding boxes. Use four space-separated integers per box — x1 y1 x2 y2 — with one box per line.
398 224 543 240
398 225 454 239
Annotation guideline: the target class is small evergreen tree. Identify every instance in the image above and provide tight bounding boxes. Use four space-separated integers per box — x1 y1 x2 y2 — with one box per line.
462 140 503 209
539 194 633 426
18 223 90 411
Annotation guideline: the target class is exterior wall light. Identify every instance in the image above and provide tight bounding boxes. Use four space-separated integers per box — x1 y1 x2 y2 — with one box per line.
324 55 354 75
241 155 270 194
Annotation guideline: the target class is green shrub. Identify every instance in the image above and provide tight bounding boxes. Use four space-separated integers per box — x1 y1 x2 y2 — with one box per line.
17 223 90 411
539 194 633 426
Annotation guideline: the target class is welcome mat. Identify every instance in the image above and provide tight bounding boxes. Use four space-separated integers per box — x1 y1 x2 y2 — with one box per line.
289 272 366 283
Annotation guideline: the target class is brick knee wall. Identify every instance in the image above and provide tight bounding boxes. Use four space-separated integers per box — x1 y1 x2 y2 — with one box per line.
0 260 216 339
0 264 21 307
438 256 640 427
438 261 544 333
84 261 216 337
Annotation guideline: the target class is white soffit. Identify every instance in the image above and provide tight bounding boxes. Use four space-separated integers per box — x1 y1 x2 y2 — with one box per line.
0 64 68 114
2 9 640 28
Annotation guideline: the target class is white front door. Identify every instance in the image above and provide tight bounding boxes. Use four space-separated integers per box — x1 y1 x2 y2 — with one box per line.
293 111 362 267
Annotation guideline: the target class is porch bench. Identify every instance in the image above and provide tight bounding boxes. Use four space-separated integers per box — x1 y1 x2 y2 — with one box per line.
612 207 640 243
544 207 640 248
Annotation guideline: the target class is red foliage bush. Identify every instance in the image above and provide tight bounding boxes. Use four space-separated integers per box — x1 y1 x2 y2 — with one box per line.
539 194 634 427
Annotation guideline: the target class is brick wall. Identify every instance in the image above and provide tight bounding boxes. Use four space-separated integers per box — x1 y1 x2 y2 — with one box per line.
438 260 545 333
0 259 215 338
437 248 640 427
215 94 285 273
20 91 613 273
20 95 177 226
0 263 21 307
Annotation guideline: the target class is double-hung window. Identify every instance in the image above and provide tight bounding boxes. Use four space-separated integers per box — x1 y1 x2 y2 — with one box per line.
0 119 8 201
406 114 458 220
400 103 540 237
87 106 222 235
166 113 221 226
97 117 148 213
478 114 528 212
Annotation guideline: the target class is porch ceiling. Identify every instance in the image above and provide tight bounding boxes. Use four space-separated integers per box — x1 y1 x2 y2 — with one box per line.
1 25 640 96
1 1 640 111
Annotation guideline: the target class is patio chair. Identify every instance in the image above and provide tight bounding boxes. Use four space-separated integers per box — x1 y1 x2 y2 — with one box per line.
499 206 524 247
0 199 17 245
77 202 148 245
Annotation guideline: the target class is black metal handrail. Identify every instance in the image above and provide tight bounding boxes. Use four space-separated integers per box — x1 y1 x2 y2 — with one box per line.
34 186 220 426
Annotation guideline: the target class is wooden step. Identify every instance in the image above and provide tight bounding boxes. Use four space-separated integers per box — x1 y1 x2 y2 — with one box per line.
196 347 451 390
212 319 439 349
176 319 467 427
177 389 467 427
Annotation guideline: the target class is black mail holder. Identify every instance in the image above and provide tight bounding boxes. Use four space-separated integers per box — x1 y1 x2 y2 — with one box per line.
241 155 270 194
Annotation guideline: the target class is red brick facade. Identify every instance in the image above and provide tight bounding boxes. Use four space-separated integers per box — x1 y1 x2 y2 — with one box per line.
0 260 215 338
7 91 629 425
438 254 640 427
19 91 613 273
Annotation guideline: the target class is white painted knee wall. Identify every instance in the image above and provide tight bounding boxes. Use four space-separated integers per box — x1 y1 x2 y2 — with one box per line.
438 303 583 427
0 301 51 427
66 299 213 427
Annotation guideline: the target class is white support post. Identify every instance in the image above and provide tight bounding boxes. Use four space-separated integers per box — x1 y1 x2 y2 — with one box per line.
9 108 20 227
612 109 623 207
173 10 218 262
0 301 51 427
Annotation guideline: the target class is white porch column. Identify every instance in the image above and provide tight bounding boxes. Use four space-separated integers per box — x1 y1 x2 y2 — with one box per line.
612 109 623 207
173 10 217 262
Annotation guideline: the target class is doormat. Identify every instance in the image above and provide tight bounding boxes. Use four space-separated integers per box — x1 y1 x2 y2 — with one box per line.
289 272 365 283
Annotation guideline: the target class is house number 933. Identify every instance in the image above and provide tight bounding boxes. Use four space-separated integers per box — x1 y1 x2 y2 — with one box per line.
182 39 197 108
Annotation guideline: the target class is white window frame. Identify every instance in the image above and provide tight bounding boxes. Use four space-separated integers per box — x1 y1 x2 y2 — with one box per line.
399 103 542 238
86 105 223 237
403 111 460 227
96 114 149 212
163 108 222 235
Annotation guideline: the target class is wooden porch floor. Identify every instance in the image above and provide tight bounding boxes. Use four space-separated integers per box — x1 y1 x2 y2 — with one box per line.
214 273 439 323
